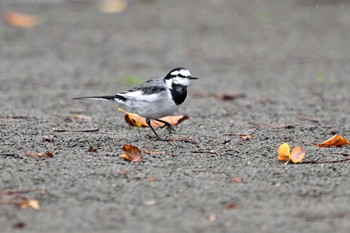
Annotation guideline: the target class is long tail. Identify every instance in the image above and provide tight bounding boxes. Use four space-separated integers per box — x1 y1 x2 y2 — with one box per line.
73 95 116 101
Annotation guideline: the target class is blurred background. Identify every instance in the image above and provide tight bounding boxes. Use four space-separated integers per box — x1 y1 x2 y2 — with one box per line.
1 0 349 122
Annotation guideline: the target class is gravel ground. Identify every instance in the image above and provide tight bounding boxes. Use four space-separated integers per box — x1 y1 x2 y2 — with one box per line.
1 0 349 232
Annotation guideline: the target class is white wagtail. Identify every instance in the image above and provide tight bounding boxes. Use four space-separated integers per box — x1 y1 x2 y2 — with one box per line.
73 67 198 140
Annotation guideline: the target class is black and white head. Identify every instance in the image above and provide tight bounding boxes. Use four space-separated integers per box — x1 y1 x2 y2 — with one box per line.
164 67 198 89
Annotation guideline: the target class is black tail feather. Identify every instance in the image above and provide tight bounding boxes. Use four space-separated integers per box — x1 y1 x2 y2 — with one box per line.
72 95 117 101
73 94 127 102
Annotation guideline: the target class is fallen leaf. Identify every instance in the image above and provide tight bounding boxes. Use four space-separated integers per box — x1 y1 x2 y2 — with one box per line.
317 134 350 148
226 203 238 209
13 222 26 229
118 108 189 128
141 149 165 155
87 146 98 153
117 169 129 175
277 143 306 163
146 176 160 182
143 199 156 205
246 97 271 107
25 150 53 158
208 213 216 222
98 0 127 13
4 10 39 28
277 143 291 161
21 199 40 210
238 133 252 140
119 144 142 162
229 177 242 183
225 128 259 140
71 114 92 121
290 146 305 163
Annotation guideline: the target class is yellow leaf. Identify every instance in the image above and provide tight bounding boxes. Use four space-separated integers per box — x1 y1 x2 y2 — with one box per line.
290 146 305 163
277 143 291 161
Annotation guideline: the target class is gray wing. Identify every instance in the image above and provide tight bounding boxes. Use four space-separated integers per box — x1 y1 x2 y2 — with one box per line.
138 77 165 88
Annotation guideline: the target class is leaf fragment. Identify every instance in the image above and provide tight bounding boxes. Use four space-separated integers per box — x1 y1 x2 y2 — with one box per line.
21 199 40 210
4 10 39 28
71 114 92 121
98 0 127 13
118 108 189 128
87 146 99 153
25 150 53 158
317 134 350 148
119 144 142 162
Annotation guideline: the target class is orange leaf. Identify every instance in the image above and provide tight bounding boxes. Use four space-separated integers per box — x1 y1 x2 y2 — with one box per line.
119 144 141 162
277 143 291 161
118 108 189 128
317 134 350 148
290 146 305 163
4 10 39 28
26 150 53 158
21 199 40 210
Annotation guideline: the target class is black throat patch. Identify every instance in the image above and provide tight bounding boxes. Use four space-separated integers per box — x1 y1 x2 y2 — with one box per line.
170 83 187 105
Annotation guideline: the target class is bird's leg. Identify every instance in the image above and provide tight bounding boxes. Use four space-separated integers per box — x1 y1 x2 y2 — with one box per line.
154 119 176 134
146 118 165 141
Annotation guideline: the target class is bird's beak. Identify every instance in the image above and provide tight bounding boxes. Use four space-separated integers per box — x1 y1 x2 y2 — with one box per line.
189 76 198 80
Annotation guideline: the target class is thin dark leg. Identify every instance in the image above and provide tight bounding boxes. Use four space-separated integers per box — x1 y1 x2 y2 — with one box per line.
154 119 175 134
146 118 163 140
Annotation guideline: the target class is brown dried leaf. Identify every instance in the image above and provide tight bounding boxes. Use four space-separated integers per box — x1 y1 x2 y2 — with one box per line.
4 10 39 28
317 134 350 148
226 203 238 209
119 144 141 162
118 108 189 128
25 150 53 158
87 146 98 153
225 128 258 140
213 93 246 100
238 133 252 140
141 150 165 155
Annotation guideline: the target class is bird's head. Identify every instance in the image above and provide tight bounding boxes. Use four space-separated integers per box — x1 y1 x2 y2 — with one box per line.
164 67 198 88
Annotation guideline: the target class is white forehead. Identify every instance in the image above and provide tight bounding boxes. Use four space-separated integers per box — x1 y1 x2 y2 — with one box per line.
170 69 191 77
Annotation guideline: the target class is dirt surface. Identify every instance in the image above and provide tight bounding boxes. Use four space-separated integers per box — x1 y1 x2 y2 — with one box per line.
1 0 350 232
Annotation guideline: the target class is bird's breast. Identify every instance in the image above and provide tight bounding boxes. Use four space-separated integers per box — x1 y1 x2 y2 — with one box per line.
170 84 187 105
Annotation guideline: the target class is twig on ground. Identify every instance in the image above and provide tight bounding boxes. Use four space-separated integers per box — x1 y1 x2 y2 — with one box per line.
52 128 99 132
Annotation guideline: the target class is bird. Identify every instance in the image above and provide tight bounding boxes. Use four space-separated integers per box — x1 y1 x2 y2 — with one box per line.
73 67 198 140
